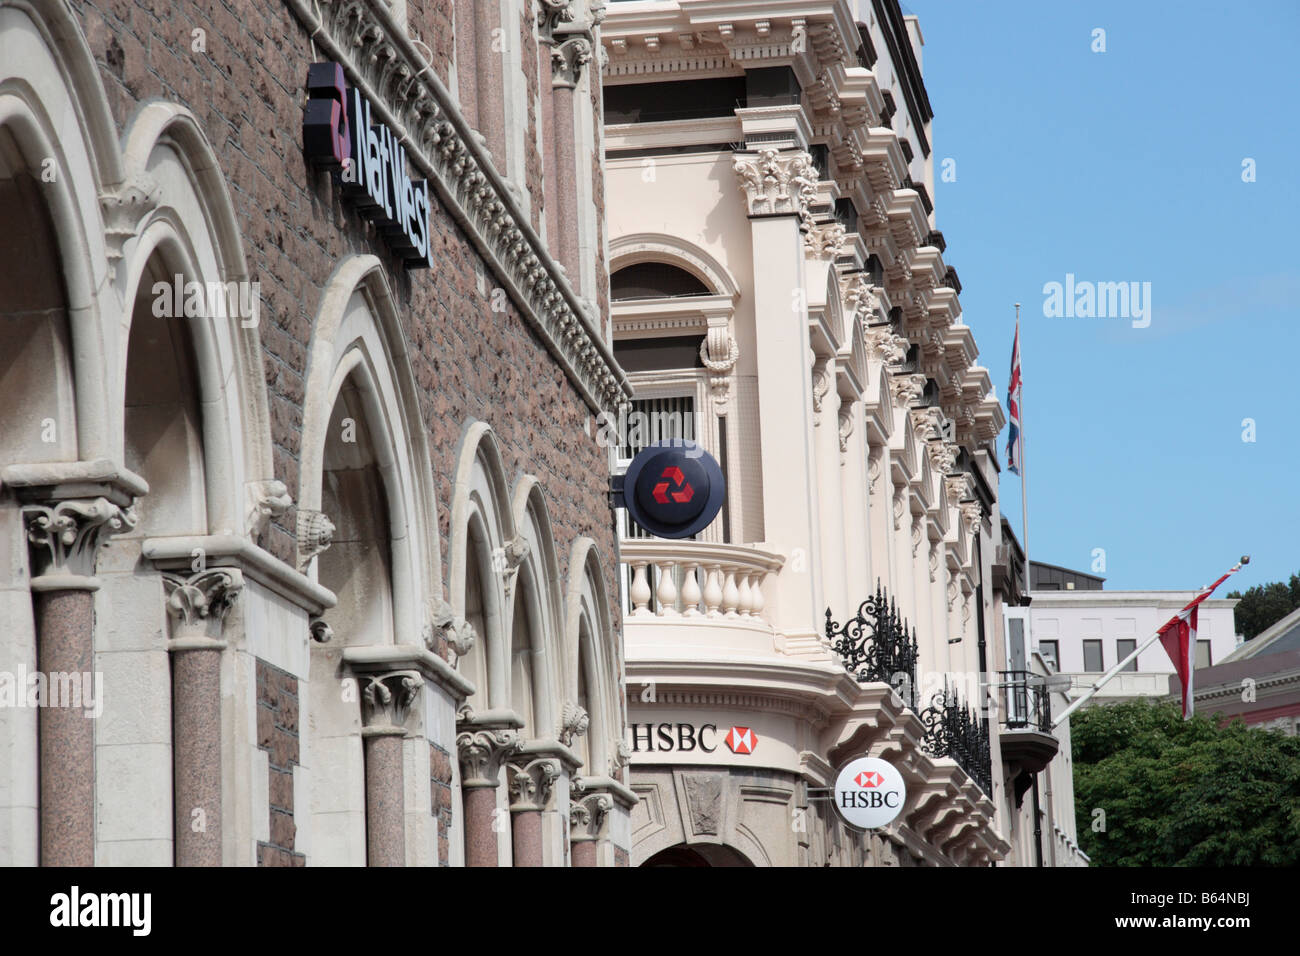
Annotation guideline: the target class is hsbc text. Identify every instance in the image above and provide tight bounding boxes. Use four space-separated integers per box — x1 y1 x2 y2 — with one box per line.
840 789 901 809
629 723 718 753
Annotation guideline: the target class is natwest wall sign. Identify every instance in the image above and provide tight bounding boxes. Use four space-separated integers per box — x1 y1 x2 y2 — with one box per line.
303 62 433 269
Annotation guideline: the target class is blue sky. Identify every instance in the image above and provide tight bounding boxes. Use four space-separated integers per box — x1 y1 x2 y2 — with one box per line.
907 0 1299 592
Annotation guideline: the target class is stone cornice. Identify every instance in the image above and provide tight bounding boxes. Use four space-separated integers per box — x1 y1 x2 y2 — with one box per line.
284 0 631 415
341 643 477 700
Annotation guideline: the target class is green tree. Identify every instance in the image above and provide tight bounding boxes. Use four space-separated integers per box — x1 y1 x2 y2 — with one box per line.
1226 572 1300 640
1072 699 1300 866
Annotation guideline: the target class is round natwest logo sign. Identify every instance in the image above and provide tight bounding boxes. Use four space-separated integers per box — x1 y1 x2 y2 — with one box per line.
622 440 725 539
833 756 907 830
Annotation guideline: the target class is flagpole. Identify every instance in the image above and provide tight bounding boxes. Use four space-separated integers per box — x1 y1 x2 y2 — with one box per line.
1050 556 1250 729
1016 304 1031 605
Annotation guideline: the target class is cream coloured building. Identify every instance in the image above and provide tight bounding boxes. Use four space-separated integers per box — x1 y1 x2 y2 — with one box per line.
600 0 1075 866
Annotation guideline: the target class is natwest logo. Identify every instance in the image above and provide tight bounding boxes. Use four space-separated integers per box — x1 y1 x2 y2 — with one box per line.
303 62 433 269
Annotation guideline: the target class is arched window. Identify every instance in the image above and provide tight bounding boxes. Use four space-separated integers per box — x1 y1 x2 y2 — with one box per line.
610 262 710 300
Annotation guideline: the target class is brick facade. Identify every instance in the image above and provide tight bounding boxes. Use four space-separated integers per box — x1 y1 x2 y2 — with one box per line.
256 659 305 867
69 0 620 631
430 743 454 866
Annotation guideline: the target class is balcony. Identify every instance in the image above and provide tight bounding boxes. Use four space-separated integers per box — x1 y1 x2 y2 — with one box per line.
997 670 1060 788
622 538 784 622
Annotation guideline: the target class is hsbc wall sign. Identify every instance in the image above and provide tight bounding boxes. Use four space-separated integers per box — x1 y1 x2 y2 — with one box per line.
628 723 759 755
832 756 907 830
303 62 433 269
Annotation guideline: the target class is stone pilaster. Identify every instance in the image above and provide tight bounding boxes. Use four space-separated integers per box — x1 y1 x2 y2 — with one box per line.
549 36 591 288
456 726 522 867
22 496 136 867
360 671 421 867
163 568 242 867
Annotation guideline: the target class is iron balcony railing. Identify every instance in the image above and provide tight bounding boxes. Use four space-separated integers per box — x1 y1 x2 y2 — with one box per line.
920 681 992 795
825 583 919 711
998 670 1052 733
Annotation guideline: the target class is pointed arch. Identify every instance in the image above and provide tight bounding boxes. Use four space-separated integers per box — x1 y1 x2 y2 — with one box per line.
565 536 619 778
509 476 565 736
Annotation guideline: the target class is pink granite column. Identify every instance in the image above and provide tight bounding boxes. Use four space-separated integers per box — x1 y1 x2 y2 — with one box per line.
549 36 591 290
359 672 421 867
508 756 560 867
473 0 506 167
569 791 611 868
23 497 136 867
456 727 521 867
163 569 242 866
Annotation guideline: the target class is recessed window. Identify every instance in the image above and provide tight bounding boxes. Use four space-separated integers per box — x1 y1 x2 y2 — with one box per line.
1083 639 1104 673
611 262 710 300
1117 639 1137 672
1038 640 1059 672
1196 641 1212 669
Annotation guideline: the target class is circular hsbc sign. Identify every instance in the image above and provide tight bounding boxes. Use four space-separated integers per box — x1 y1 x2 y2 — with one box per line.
623 440 725 539
832 756 907 830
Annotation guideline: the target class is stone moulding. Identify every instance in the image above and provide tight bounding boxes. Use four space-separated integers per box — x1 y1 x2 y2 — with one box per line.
284 0 631 415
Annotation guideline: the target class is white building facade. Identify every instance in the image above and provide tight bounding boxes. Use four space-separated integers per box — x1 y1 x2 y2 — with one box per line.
601 0 1074 866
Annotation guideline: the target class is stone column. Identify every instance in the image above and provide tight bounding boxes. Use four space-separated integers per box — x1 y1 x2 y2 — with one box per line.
456 727 521 866
550 36 592 289
734 148 823 646
163 568 242 866
22 496 135 866
359 671 421 867
569 791 611 867
507 756 560 867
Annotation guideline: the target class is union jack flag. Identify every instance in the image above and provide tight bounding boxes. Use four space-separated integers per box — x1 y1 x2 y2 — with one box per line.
1006 321 1023 476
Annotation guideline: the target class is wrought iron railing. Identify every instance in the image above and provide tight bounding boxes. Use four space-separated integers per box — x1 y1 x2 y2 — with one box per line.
824 583 919 711
920 682 992 795
998 670 1052 733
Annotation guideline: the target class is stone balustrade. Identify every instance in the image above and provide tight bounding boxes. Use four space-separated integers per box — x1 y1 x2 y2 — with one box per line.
620 539 784 621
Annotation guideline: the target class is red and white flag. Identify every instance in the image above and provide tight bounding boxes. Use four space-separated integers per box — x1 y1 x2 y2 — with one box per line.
1157 570 1234 719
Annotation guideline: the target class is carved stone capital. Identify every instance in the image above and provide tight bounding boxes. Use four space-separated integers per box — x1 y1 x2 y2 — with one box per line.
928 440 958 476
866 325 908 367
733 148 817 219
909 405 943 443
246 479 292 539
457 728 523 788
23 497 137 582
961 501 983 537
890 373 927 409
296 509 335 570
945 473 974 504
805 221 846 259
507 756 562 811
552 36 592 88
558 701 590 747
537 0 576 42
360 670 422 731
570 791 613 842
100 173 161 262
163 568 243 639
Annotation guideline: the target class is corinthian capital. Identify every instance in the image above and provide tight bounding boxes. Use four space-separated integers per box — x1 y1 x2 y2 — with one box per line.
163 568 243 639
805 221 847 259
733 148 817 219
360 671 422 731
537 0 576 42
508 757 562 811
570 791 613 841
552 36 592 88
890 373 927 409
23 497 137 582
457 728 523 788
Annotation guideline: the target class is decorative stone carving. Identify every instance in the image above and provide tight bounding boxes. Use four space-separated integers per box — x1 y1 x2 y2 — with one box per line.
867 446 883 493
163 569 242 637
805 221 846 258
100 173 161 262
837 403 854 455
456 728 523 788
866 326 909 367
570 791 613 841
537 0 575 41
681 772 723 836
558 701 590 747
699 323 739 412
552 35 593 88
909 406 943 443
945 473 974 504
22 497 137 581
890 373 927 408
892 485 906 531
733 148 817 221
361 671 422 730
928 543 939 583
811 357 832 421
928 440 958 476
508 757 562 811
961 502 983 537
610 740 631 778
296 510 335 569
246 479 292 539
911 514 923 558
428 598 476 659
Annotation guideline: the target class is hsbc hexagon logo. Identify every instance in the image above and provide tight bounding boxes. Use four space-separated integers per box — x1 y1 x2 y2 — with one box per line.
854 770 883 789
723 726 757 755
